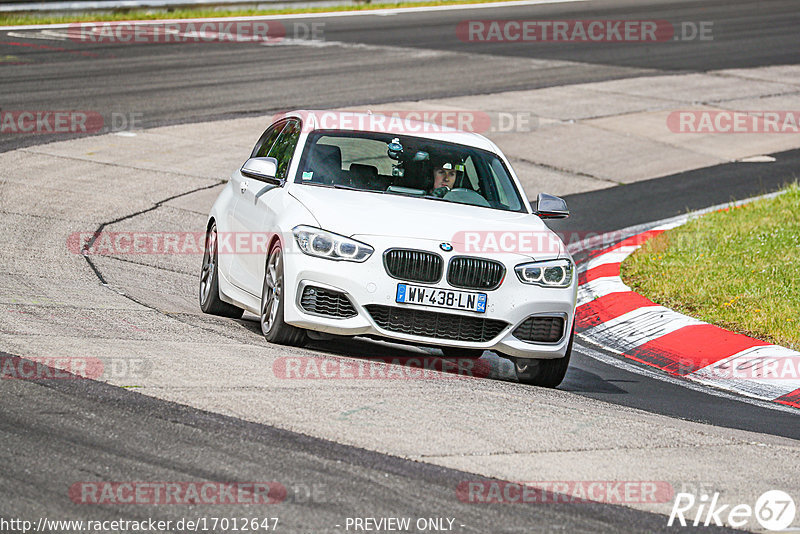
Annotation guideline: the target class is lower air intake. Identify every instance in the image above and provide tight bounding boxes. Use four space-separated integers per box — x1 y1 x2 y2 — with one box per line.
512 316 565 343
300 286 357 319
365 304 507 342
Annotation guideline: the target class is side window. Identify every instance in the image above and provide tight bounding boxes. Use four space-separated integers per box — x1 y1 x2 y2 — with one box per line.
488 159 521 210
267 120 302 180
251 120 287 158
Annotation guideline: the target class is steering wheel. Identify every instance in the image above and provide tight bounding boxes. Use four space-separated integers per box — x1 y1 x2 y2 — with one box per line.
442 188 491 207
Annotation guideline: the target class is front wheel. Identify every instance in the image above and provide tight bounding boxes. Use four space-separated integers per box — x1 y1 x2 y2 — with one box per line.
514 327 573 388
260 241 306 346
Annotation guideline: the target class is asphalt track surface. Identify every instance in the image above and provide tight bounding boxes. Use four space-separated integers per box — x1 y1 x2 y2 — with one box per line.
2 352 742 534
1 0 800 151
1 0 799 532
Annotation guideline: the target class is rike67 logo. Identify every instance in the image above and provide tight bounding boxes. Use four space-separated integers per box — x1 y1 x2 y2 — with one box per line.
669 490 796 530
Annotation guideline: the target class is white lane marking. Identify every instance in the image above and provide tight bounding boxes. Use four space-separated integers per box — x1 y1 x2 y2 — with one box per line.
688 345 800 400
576 276 631 307
651 220 685 232
573 341 800 414
582 306 705 354
739 155 777 163
578 245 640 274
0 0 588 30
259 38 447 58
7 29 72 40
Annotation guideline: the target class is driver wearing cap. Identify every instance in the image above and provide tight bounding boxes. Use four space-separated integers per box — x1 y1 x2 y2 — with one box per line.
429 156 463 198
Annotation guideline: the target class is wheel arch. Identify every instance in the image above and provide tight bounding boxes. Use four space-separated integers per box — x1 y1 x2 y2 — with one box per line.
268 233 282 257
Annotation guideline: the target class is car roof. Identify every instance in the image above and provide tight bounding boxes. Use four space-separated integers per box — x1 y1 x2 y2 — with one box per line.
272 109 499 152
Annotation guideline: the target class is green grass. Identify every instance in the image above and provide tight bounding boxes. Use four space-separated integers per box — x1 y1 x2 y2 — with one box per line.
621 183 800 350
0 0 508 26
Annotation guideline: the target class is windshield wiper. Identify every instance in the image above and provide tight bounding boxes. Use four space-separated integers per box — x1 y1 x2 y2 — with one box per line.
304 182 361 191
304 182 390 194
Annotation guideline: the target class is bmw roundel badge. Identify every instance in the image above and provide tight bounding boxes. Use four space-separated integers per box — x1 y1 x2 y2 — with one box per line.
440 243 453 252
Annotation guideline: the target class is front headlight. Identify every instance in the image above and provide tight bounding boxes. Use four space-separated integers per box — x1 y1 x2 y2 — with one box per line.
292 225 373 262
515 259 573 288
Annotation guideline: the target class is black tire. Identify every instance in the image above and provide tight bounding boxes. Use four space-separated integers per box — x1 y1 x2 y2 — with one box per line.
440 347 484 359
199 222 244 319
514 327 574 388
260 241 306 346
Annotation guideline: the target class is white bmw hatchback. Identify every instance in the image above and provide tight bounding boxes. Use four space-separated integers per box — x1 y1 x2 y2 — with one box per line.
200 111 578 387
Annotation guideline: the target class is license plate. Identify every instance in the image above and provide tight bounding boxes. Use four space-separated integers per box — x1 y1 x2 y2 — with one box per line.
395 284 487 313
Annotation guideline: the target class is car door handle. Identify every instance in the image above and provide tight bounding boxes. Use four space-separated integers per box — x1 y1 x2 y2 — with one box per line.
240 181 248 194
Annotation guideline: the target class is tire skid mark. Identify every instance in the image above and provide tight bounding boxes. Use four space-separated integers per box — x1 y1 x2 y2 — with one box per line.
0 39 107 58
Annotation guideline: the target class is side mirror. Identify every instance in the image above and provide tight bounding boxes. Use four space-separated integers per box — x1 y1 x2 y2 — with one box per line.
241 157 281 184
534 193 569 219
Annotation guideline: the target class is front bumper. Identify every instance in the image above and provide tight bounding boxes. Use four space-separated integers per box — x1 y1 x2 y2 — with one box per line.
282 236 577 359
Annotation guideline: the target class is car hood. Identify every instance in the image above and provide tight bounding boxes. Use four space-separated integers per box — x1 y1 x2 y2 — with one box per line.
288 185 565 259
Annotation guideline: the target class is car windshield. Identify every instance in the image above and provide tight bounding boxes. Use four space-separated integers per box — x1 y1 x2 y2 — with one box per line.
293 131 526 213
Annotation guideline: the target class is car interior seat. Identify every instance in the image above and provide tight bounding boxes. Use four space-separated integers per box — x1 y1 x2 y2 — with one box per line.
397 160 432 191
306 144 343 184
348 164 381 190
